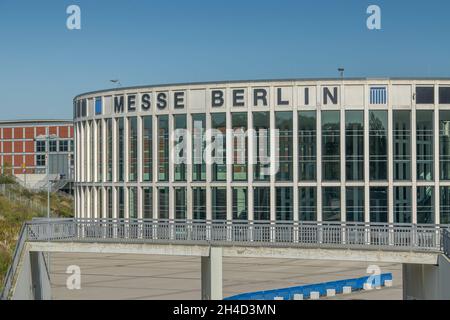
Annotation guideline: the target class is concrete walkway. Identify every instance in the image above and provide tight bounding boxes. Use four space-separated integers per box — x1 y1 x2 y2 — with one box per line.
49 253 403 300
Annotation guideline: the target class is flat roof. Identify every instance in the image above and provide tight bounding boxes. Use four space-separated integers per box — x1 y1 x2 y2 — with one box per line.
74 77 450 99
0 119 73 126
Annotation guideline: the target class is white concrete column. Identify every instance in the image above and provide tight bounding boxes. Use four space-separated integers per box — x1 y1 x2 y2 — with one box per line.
411 91 418 224
316 108 323 222
293 107 299 222
270 109 276 221
434 93 440 225
201 247 223 300
340 107 346 222
364 91 370 223
112 119 118 183
187 113 193 220
388 105 394 223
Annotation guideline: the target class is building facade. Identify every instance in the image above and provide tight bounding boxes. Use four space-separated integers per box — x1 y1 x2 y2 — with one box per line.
0 120 74 177
74 79 450 225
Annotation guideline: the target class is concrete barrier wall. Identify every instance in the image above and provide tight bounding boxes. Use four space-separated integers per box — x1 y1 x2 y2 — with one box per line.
403 255 450 300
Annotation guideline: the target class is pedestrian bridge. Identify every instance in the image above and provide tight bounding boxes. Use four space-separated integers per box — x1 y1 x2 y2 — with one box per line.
2 219 450 300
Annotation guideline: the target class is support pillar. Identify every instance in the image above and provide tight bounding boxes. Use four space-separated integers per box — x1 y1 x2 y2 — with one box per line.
201 247 223 300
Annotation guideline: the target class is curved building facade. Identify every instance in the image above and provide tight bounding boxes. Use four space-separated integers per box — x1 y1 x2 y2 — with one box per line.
74 79 450 225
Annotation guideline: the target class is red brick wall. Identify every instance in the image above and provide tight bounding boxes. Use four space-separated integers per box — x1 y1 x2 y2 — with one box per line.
3 128 12 139
14 141 23 153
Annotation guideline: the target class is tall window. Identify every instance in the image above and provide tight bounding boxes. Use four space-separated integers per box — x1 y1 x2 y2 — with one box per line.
143 116 153 182
212 187 227 220
211 113 226 181
106 119 113 182
143 187 153 219
118 187 124 219
440 187 450 225
175 187 187 220
298 111 316 181
322 187 340 221
232 113 248 181
394 187 411 223
128 117 138 182
158 116 169 181
276 187 293 221
417 111 434 181
254 112 270 181
254 187 270 221
129 187 137 219
345 111 364 181
97 188 103 218
158 187 169 219
174 115 186 181
276 112 293 181
393 111 411 181
322 111 340 181
232 188 248 220
97 120 103 182
418 186 434 224
117 118 125 182
440 111 450 180
346 187 364 222
369 111 388 181
106 187 113 218
299 187 316 221
370 187 388 223
192 114 206 181
193 187 206 220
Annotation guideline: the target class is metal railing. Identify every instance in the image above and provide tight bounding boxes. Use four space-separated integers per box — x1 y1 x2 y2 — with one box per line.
444 229 450 259
24 218 449 252
1 224 28 300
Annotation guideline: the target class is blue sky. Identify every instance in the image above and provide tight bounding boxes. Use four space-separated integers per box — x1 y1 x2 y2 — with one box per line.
0 0 450 120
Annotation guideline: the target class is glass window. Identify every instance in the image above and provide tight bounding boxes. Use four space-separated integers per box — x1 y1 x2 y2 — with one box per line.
106 187 113 219
298 111 316 181
143 187 153 219
118 187 125 219
370 187 388 223
175 187 187 220
211 113 226 181
49 140 57 152
158 116 169 181
393 111 411 181
254 112 270 181
174 115 187 181
212 187 227 220
192 114 206 181
322 111 340 181
345 111 364 181
440 111 450 180
439 87 450 104
143 116 153 182
36 140 46 152
232 113 248 181
232 187 248 220
369 111 388 181
97 188 103 218
394 187 411 223
440 187 450 225
276 187 293 221
254 187 270 221
193 187 206 220
417 111 434 181
106 119 113 182
322 187 340 221
128 117 138 182
36 154 45 167
96 120 102 182
158 187 169 220
346 187 364 222
418 186 434 224
129 187 137 219
276 112 293 181
416 87 434 104
59 140 69 152
95 97 102 115
299 187 316 221
117 118 125 182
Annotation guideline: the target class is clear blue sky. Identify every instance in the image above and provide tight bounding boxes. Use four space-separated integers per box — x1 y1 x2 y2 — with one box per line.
1 0 450 120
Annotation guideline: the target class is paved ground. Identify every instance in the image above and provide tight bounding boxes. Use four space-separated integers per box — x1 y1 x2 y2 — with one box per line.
49 253 403 300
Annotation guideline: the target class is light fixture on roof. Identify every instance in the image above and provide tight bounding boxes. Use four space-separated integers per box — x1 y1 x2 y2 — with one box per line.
110 79 122 87
338 68 345 79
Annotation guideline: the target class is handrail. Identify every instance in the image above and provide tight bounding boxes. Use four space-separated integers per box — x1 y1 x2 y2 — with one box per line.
24 218 449 252
1 223 28 300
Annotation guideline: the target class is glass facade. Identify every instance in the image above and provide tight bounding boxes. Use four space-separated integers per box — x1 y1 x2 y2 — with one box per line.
75 81 450 226
322 111 340 181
